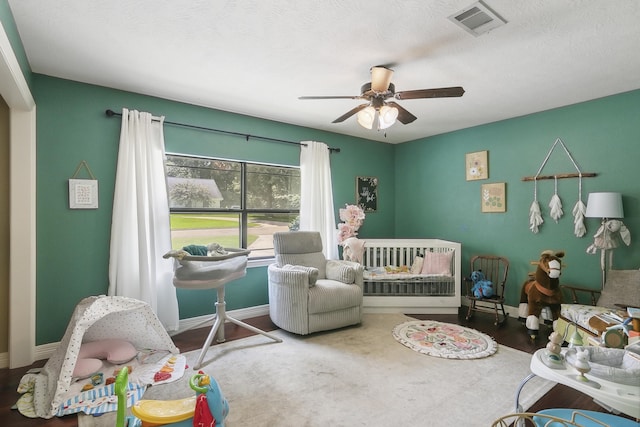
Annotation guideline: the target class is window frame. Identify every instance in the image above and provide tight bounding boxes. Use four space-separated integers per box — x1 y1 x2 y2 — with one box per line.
165 152 300 266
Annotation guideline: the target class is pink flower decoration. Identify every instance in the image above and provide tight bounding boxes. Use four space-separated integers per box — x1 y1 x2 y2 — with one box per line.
337 204 365 244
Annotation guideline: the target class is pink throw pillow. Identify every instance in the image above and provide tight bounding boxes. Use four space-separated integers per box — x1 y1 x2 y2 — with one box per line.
421 251 453 275
73 339 138 378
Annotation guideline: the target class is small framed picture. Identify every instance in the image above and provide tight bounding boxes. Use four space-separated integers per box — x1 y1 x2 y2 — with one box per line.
481 182 506 213
69 179 99 209
466 150 489 181
356 176 378 212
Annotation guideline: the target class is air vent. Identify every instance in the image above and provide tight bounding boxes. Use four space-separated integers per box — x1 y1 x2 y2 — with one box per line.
448 1 506 36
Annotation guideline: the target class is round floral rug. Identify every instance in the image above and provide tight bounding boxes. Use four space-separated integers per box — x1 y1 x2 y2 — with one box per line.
392 320 498 359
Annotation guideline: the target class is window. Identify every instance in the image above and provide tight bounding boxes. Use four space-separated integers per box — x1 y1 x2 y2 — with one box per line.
165 154 300 260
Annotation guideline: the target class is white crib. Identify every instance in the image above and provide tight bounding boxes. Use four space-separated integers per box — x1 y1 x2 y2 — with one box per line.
361 239 461 314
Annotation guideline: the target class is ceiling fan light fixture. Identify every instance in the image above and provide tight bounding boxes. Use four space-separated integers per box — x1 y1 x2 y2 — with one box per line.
378 105 398 129
370 66 394 92
356 106 376 129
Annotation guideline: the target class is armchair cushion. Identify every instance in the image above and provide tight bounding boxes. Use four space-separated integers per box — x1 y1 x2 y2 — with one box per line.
326 261 356 284
281 264 319 286
270 264 319 287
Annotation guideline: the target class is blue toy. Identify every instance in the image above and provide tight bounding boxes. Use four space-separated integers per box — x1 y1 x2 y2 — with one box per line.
470 270 494 299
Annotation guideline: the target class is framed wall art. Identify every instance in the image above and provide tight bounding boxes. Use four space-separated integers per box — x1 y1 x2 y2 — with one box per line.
481 182 506 213
69 160 99 209
69 179 98 209
356 176 378 212
466 150 489 181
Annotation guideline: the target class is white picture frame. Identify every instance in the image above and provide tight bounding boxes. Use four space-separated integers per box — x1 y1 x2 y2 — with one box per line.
69 179 98 209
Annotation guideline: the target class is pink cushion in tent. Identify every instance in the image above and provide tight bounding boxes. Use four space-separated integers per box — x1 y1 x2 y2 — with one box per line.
73 339 137 378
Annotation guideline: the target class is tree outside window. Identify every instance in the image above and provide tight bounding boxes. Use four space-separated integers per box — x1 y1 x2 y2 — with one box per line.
165 154 300 259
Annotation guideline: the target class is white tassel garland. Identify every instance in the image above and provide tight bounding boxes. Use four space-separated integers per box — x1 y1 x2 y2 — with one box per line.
529 200 543 233
549 194 563 223
572 200 587 237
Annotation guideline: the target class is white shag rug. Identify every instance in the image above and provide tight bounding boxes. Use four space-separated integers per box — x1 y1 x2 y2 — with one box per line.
79 313 553 427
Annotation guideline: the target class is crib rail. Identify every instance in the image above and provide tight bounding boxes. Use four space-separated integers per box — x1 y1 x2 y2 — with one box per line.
361 239 461 299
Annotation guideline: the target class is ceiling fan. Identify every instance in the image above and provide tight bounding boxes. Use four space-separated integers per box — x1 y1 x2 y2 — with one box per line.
299 66 465 130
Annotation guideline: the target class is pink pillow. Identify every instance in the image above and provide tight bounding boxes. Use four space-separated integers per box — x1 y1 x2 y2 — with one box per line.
421 251 453 275
73 339 138 378
73 358 104 379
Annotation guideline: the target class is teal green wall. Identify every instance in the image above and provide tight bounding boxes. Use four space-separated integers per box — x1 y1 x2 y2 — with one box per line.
33 74 395 344
29 74 640 345
395 90 640 307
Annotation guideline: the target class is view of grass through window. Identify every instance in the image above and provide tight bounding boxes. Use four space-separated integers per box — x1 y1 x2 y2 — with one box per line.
166 154 300 259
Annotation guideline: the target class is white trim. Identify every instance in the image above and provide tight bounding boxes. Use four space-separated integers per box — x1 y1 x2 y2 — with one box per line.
0 23 34 110
0 305 271 367
1 21 37 369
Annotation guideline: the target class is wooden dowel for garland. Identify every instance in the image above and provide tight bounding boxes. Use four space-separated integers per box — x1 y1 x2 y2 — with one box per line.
521 172 597 182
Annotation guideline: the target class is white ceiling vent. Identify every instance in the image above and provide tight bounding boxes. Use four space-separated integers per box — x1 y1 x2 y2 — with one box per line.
448 1 506 36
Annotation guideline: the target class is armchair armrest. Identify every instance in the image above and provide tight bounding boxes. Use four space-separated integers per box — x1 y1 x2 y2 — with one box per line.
268 264 319 287
326 260 364 286
560 284 601 306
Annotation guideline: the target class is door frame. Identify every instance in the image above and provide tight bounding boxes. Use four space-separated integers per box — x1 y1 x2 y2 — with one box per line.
0 21 37 369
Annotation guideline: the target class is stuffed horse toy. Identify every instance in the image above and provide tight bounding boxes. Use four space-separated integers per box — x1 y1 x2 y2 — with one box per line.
518 250 565 339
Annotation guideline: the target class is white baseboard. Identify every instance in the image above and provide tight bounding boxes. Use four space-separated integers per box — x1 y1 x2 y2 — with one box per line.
1 304 271 369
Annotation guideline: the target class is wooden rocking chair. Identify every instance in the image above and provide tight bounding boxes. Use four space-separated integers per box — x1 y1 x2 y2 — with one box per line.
464 255 510 325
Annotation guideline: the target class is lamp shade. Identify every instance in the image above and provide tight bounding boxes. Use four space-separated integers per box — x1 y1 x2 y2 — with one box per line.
356 106 375 129
585 192 624 219
378 105 398 129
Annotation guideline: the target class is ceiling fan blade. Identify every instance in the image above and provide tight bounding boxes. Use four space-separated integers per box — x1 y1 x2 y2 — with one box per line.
299 95 361 100
387 102 417 124
371 66 394 92
395 86 465 100
332 104 369 123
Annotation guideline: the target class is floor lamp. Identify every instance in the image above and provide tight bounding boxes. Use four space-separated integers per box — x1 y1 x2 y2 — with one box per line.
585 192 624 289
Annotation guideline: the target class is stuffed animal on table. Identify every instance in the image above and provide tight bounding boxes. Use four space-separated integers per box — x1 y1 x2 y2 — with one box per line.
470 270 494 299
519 250 565 339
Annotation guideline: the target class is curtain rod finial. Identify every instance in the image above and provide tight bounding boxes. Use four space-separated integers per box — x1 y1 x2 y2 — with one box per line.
105 109 116 117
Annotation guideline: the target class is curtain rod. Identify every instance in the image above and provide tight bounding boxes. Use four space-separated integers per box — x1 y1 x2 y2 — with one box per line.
105 109 340 153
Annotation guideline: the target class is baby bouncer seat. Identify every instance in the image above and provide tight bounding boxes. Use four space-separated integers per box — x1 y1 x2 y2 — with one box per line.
164 244 281 369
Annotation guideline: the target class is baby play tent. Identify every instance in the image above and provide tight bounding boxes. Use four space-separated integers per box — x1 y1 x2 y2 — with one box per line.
17 295 179 419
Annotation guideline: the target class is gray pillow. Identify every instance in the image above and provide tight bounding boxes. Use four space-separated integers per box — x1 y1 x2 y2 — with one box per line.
326 262 356 284
281 264 319 286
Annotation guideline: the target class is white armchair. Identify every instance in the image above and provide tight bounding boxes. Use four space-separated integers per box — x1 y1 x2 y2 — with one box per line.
268 231 364 335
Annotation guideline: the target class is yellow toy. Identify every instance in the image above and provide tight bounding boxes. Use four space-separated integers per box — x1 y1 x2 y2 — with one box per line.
115 367 229 427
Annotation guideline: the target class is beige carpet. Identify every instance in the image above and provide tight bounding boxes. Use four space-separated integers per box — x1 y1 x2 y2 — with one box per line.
79 313 554 427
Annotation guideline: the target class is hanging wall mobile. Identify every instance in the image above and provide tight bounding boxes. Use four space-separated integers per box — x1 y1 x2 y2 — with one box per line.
522 138 596 236
69 160 99 209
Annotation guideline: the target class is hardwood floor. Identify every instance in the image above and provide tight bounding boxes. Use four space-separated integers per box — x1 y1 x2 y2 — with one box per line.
0 309 633 426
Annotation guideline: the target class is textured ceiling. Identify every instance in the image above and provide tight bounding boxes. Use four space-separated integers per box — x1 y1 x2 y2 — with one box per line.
8 0 640 143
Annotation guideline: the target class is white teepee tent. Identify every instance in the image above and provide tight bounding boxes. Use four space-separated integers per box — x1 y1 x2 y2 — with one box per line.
17 295 179 419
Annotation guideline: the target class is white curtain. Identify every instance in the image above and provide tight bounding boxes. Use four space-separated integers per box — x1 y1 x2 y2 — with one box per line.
299 141 338 259
108 108 179 331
